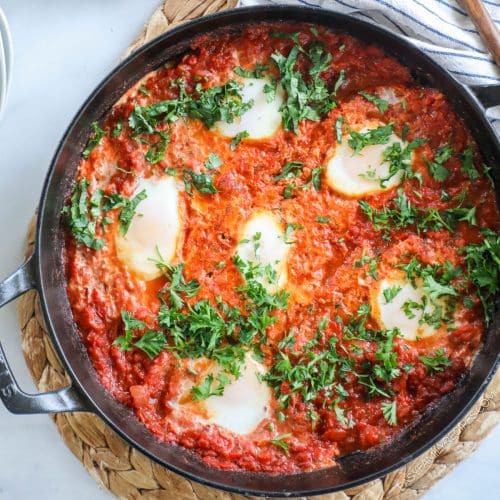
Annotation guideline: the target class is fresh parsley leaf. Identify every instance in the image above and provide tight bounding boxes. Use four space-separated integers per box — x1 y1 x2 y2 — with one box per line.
191 373 229 400
302 166 325 191
145 131 170 165
111 120 123 137
359 188 477 236
139 86 151 96
381 400 397 425
118 189 147 236
234 63 268 78
134 330 166 359
82 122 105 159
460 145 480 181
353 251 379 280
333 70 345 95
315 216 330 223
271 40 336 133
425 143 453 182
348 123 394 155
205 152 222 170
461 229 500 323
380 137 426 187
230 131 249 150
270 433 292 456
62 178 105 251
121 310 145 332
383 285 402 303
274 161 304 182
114 311 165 359
419 348 452 373
183 169 218 195
128 79 253 163
358 91 389 113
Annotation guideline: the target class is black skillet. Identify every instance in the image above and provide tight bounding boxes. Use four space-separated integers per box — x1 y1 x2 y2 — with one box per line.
0 6 499 497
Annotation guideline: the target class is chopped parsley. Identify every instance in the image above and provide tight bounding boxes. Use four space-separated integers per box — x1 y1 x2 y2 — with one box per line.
353 251 379 280
106 190 148 236
274 161 304 182
461 229 500 323
145 131 170 165
348 123 394 155
82 122 105 159
425 143 453 182
460 145 480 181
234 63 268 79
381 400 397 425
271 39 337 133
113 310 166 359
183 169 218 195
230 131 249 150
302 166 325 191
358 91 389 113
383 285 402 303
205 152 222 170
116 251 289 391
419 348 452 373
315 216 331 223
379 137 426 187
270 433 292 456
128 79 253 163
397 257 463 329
191 373 229 400
359 188 477 237
333 70 345 95
111 120 123 137
62 179 105 251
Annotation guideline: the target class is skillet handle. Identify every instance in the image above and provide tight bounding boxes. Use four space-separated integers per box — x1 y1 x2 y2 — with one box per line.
468 84 500 109
0 253 89 414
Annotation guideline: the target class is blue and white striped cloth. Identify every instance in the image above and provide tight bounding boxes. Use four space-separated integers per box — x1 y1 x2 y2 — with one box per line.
239 0 500 126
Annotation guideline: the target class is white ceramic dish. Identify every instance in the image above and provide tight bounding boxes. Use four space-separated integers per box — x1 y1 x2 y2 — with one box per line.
0 34 7 121
0 7 12 121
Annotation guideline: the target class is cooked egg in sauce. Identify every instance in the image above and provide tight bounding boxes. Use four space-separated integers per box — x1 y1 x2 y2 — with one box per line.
326 123 409 197
215 77 284 139
115 177 182 281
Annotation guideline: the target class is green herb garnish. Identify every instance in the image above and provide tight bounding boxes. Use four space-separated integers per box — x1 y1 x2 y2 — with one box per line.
358 91 389 113
419 348 452 373
230 131 250 150
381 400 397 425
82 122 105 159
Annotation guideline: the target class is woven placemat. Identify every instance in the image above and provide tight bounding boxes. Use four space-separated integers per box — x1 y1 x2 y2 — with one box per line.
16 1 500 498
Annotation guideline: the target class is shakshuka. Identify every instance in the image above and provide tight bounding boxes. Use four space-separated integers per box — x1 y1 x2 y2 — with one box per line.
63 23 500 473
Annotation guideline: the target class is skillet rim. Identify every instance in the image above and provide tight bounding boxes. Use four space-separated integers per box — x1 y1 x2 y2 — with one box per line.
34 5 500 497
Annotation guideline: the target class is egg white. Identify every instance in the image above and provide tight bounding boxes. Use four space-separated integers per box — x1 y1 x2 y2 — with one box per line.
326 123 409 197
215 77 284 139
236 210 289 290
115 177 182 281
180 355 271 435
372 277 440 341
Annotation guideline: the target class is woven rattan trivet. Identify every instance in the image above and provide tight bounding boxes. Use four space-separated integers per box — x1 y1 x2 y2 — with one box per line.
16 1 500 498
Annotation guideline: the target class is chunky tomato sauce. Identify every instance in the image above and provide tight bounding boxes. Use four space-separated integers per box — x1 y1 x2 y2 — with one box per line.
65 23 499 473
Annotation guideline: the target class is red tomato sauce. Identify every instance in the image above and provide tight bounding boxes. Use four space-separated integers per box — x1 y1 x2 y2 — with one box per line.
65 23 499 473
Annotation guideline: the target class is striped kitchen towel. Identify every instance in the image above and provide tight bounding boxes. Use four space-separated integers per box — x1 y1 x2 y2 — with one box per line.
238 0 500 124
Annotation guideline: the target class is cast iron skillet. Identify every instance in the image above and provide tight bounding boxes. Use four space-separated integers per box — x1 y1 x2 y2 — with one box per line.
0 6 499 497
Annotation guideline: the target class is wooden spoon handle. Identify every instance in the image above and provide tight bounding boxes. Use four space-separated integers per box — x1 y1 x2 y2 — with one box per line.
462 0 500 66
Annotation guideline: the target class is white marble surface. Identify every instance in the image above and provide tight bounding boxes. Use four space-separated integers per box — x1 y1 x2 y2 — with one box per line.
0 1 498 499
